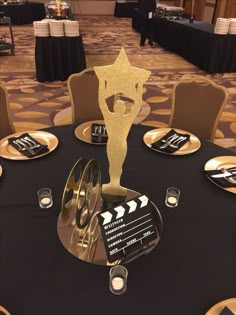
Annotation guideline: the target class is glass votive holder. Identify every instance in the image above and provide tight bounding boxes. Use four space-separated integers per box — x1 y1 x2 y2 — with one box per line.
165 187 180 208
109 265 128 295
37 188 53 209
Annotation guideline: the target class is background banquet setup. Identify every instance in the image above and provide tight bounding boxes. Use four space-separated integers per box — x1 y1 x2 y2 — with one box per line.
0 0 236 315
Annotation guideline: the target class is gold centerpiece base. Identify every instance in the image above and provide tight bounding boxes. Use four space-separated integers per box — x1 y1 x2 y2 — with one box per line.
57 188 162 266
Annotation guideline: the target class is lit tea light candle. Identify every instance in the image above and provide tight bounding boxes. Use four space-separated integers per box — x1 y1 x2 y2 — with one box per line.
111 277 124 290
167 196 177 205
41 197 51 206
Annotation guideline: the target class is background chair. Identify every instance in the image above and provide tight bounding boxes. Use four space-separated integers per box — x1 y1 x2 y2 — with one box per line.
168 76 228 141
0 84 15 139
67 68 105 125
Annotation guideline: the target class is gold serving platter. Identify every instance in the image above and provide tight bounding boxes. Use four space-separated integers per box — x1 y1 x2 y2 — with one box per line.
74 120 106 145
204 156 236 194
205 298 236 315
0 131 59 160
143 128 201 155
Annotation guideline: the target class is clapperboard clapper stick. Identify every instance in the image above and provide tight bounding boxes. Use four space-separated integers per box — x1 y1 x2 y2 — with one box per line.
98 194 161 263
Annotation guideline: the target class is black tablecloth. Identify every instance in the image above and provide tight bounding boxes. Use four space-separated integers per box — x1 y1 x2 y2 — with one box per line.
114 1 138 18
35 36 87 82
132 10 236 73
0 2 45 25
0 124 236 315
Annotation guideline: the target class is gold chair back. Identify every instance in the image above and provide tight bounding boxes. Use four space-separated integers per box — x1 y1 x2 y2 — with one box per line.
169 76 228 141
67 68 104 125
0 84 15 139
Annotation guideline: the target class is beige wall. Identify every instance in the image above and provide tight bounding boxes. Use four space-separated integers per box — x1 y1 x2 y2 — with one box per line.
70 0 116 15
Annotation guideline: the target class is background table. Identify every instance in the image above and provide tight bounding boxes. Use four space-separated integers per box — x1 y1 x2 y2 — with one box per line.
0 2 46 25
0 124 236 315
114 0 138 18
35 36 87 82
132 10 236 74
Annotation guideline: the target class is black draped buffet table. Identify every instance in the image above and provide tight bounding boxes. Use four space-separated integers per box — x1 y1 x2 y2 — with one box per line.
35 36 86 82
0 2 45 25
0 124 236 315
132 10 236 73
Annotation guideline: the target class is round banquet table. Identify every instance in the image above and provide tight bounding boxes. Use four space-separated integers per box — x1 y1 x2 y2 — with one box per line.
0 124 235 315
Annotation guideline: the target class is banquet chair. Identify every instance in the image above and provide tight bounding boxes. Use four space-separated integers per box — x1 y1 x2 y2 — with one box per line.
68 68 122 125
67 68 104 125
168 76 228 141
0 84 15 139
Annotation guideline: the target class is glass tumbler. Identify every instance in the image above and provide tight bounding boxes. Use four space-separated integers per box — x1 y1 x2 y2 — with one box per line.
165 187 180 208
109 265 128 295
37 188 53 209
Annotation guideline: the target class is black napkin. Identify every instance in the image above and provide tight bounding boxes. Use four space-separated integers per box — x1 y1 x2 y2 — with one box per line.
8 133 49 158
151 129 190 153
205 167 236 188
91 123 108 143
219 306 235 315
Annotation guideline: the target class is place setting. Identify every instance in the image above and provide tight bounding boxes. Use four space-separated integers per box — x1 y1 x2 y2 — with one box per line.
206 298 236 315
74 120 108 145
204 156 236 194
0 130 59 160
143 127 201 155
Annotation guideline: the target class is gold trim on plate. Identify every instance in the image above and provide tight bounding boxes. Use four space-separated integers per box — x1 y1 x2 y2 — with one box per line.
204 156 236 194
0 165 2 177
74 120 106 145
205 298 236 315
143 128 201 155
0 131 59 160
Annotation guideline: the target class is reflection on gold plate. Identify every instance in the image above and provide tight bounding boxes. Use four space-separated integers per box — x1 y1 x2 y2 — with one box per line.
205 298 236 315
74 120 106 145
204 156 236 194
143 128 201 155
0 131 59 160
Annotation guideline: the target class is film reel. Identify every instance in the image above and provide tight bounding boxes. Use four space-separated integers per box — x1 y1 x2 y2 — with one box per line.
60 158 101 263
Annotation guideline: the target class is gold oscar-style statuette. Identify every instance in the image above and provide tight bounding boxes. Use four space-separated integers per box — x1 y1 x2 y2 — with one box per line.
94 48 150 199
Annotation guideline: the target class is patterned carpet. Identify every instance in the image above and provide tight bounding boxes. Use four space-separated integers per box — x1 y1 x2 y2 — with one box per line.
0 15 236 151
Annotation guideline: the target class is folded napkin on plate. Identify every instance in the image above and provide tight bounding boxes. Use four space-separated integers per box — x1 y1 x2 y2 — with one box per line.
151 129 190 153
219 306 235 315
91 123 108 143
8 133 49 158
205 167 236 188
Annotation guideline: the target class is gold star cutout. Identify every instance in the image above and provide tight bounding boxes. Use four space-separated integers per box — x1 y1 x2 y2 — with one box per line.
94 47 150 99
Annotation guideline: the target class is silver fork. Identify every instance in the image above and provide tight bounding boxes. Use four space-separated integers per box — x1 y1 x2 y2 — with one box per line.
160 135 179 149
161 133 178 143
169 136 188 149
14 139 36 156
222 167 236 184
23 136 40 149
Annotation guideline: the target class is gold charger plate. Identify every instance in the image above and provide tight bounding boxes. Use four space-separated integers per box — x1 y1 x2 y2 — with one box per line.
0 130 59 160
143 128 201 155
204 156 236 194
0 165 2 177
74 120 106 145
205 298 236 315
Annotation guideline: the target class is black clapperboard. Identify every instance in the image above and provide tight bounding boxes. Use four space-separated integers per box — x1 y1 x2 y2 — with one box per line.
98 195 157 263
